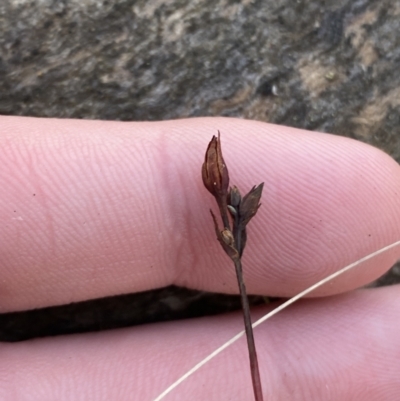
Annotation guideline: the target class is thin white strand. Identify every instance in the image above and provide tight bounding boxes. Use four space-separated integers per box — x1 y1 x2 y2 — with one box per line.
153 239 400 401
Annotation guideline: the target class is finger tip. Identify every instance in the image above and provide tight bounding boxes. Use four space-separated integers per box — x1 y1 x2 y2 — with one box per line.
181 121 400 296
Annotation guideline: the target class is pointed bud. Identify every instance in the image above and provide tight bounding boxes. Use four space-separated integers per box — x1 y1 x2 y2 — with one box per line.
240 183 264 226
227 204 237 217
228 185 242 208
201 132 229 200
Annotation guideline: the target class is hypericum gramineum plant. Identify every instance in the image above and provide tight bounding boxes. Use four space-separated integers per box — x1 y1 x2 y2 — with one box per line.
202 132 264 401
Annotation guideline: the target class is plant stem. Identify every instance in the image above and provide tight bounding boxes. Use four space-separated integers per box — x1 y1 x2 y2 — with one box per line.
218 198 231 230
233 217 242 255
233 256 264 401
229 201 263 400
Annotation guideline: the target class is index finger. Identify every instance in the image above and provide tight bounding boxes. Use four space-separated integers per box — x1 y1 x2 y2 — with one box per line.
1 116 399 312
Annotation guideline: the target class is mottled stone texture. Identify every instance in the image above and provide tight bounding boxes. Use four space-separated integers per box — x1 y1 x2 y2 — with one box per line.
1 0 400 151
1 0 400 340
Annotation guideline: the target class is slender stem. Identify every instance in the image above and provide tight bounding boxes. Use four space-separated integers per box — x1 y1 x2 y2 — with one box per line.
233 257 264 401
233 214 242 255
230 200 263 399
218 198 231 230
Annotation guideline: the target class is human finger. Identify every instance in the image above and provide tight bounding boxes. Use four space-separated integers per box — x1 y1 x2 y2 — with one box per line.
0 285 399 400
1 116 399 311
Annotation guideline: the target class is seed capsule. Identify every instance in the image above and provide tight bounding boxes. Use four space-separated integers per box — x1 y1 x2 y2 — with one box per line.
201 131 229 200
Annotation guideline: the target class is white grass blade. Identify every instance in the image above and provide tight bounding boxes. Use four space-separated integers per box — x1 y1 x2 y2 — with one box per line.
153 239 400 401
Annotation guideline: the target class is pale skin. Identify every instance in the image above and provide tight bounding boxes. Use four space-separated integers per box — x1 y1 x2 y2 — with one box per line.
0 116 399 400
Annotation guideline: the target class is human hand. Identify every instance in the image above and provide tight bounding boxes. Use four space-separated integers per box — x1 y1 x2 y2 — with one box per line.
0 116 399 400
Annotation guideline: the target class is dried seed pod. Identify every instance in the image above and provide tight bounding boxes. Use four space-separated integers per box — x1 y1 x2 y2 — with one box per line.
201 131 229 201
210 210 239 261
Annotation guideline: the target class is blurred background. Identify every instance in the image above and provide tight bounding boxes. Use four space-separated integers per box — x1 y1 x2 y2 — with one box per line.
1 0 399 341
